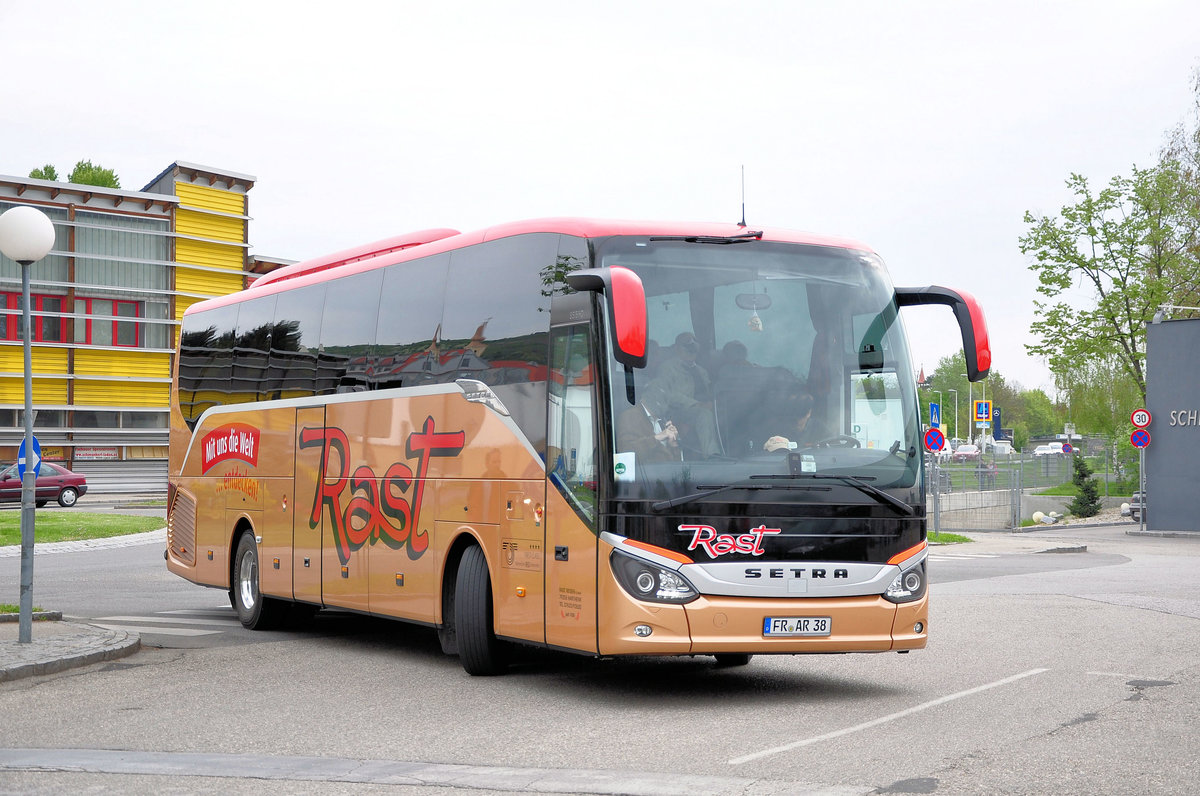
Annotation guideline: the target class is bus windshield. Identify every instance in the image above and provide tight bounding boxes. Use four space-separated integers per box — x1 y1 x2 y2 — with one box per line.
598 236 921 504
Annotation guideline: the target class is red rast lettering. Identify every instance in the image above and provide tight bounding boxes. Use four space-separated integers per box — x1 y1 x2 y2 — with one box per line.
379 461 414 551
747 524 782 556
684 524 717 557
299 426 351 560
404 416 465 559
344 465 383 551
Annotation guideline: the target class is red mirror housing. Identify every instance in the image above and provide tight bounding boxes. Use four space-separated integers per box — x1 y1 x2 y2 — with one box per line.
895 286 991 381
566 265 648 368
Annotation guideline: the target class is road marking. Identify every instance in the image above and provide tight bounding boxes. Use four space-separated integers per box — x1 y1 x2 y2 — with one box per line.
727 668 1050 765
91 623 221 637
95 615 238 627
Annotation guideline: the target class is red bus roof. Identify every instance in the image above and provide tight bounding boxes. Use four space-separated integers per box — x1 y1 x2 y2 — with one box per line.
188 218 876 316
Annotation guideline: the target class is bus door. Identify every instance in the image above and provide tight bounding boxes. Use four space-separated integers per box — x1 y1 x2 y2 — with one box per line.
293 405 326 605
544 321 600 652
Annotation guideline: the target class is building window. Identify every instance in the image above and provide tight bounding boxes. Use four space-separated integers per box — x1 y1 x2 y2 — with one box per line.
0 292 67 342
74 297 142 347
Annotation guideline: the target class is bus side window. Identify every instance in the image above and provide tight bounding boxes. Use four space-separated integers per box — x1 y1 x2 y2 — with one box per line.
548 325 597 524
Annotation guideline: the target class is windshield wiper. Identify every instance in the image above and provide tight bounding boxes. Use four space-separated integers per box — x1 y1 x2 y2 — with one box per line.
648 231 763 245
650 477 829 512
649 473 916 516
785 473 916 516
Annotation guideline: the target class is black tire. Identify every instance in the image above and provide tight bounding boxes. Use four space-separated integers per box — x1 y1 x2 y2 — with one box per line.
455 545 505 675
231 532 285 630
35 500 46 508
57 487 78 508
714 653 754 667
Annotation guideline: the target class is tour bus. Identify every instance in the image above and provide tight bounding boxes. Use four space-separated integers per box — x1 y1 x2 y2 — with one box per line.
167 218 989 675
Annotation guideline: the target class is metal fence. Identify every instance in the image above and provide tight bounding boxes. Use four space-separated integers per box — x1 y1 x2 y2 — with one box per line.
925 452 1074 531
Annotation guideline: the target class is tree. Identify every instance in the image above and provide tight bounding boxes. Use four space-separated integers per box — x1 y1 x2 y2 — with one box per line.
28 164 58 180
1020 162 1200 401
1067 455 1101 518
66 159 120 189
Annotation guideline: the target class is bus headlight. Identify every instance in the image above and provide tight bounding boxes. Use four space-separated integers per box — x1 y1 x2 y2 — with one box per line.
611 551 698 604
884 561 926 604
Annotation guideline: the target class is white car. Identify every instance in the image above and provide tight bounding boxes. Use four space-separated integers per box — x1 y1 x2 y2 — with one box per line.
1032 444 1062 457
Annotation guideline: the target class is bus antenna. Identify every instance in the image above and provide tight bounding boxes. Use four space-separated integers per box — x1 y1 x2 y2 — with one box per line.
738 165 747 227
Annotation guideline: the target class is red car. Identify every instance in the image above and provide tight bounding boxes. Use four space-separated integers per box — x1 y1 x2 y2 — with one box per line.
0 462 88 507
951 443 980 463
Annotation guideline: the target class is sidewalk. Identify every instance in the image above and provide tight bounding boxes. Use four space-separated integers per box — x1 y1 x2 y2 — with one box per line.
1 528 161 683
0 616 140 683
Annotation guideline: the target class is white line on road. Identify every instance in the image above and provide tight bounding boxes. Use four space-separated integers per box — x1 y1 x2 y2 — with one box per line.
727 668 1050 765
95 615 239 627
91 623 222 637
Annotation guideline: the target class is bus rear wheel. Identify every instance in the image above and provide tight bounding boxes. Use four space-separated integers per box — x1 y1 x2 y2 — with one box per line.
232 532 285 630
455 545 505 676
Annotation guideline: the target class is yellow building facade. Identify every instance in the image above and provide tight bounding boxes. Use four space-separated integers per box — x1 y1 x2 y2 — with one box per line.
0 162 256 490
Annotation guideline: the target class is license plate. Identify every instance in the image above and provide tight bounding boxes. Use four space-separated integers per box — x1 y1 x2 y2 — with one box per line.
763 616 832 636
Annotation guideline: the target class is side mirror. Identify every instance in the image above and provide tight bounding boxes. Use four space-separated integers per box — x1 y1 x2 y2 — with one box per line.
566 266 648 368
895 286 991 381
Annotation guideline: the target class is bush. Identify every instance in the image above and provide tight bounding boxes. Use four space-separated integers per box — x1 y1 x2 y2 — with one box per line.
1067 456 1102 518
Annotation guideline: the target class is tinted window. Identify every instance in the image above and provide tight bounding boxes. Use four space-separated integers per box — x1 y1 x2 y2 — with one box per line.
442 234 555 453
373 253 449 389
272 284 327 399
320 270 384 393
233 295 277 401
178 303 240 427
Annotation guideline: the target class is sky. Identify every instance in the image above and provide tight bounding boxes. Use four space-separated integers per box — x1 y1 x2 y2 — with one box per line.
2 0 1198 394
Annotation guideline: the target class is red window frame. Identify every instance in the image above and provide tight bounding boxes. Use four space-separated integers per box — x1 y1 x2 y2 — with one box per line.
74 297 142 348
0 292 67 343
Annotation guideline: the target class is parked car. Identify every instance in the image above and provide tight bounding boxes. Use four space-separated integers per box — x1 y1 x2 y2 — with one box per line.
0 462 88 507
1128 491 1145 522
1032 444 1063 457
951 443 980 463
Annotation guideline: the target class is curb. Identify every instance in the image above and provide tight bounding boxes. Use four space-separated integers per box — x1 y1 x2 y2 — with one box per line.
0 611 63 623
0 623 141 683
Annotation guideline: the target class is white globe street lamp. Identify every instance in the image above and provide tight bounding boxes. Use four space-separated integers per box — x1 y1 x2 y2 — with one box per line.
0 205 56 644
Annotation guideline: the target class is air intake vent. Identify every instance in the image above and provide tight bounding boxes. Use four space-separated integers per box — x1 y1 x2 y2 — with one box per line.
169 490 197 566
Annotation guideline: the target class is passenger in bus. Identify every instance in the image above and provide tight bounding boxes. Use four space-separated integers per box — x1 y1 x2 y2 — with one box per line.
653 332 720 456
616 384 682 463
762 391 824 452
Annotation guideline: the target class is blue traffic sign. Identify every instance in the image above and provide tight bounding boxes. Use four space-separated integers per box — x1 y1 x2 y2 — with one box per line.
18 435 42 479
1130 429 1150 449
924 427 945 452
929 402 941 429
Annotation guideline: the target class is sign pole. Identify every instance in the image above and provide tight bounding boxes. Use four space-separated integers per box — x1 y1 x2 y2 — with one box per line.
1139 447 1145 534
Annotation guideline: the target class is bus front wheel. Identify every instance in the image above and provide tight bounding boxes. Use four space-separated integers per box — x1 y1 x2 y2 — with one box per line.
455 545 505 676
232 532 285 630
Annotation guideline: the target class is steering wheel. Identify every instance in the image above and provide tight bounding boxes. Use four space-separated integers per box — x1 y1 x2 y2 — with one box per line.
816 435 861 448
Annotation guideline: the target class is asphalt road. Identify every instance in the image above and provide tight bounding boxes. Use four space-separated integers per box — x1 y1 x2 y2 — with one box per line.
1 524 1198 795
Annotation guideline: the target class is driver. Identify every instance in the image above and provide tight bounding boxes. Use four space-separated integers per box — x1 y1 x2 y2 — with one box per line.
762 391 824 452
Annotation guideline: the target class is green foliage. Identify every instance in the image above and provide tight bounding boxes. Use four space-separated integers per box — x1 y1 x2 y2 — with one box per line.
0 512 161 546
1067 455 1101 517
1020 161 1200 402
28 164 58 180
66 159 121 189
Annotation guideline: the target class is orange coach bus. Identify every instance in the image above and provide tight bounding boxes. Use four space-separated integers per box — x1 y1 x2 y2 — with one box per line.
167 218 989 675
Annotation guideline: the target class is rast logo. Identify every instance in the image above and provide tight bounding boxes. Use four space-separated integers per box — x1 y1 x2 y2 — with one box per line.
683 524 782 558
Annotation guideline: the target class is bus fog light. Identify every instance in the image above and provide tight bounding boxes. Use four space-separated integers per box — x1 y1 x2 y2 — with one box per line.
634 625 653 637
914 622 924 633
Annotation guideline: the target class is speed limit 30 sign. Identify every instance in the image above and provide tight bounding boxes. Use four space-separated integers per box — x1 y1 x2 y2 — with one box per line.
1131 408 1152 428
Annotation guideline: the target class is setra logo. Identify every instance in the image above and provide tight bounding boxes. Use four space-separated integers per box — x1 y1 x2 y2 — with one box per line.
300 416 465 565
683 524 782 558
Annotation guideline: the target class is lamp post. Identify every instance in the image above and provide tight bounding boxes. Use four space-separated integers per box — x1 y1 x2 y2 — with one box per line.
0 206 56 644
962 373 973 445
947 389 959 444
